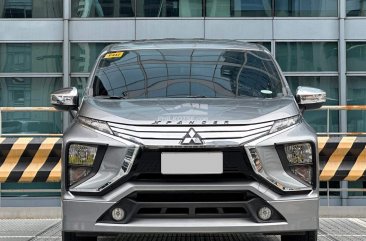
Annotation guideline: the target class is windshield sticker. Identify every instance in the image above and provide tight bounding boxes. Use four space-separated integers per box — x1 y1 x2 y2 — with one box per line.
104 52 124 59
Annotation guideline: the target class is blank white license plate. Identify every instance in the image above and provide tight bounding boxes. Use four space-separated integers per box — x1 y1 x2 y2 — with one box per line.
161 152 223 175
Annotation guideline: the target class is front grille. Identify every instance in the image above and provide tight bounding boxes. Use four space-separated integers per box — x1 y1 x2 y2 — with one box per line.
78 147 257 196
132 173 251 182
128 147 256 183
98 191 285 224
108 122 273 146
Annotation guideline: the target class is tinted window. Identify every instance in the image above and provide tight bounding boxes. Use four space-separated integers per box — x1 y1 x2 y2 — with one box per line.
347 76 366 132
206 0 272 17
71 43 112 72
92 49 284 99
137 0 203 17
347 0 366 16
71 0 134 17
0 43 62 73
275 0 338 17
346 42 366 71
71 0 203 17
0 0 62 18
276 42 338 72
0 77 63 134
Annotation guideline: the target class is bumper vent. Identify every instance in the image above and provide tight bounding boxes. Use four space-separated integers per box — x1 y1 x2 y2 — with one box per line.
98 191 285 224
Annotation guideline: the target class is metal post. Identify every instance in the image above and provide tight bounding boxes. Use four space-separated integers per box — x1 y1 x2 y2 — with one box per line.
339 1 347 131
339 0 348 207
327 108 330 134
63 0 71 132
341 181 348 206
327 181 330 207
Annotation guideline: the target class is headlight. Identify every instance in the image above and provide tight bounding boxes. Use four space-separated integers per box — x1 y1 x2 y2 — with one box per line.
67 143 138 192
285 143 312 165
78 116 113 135
247 143 315 192
284 143 314 186
269 115 301 134
68 143 104 187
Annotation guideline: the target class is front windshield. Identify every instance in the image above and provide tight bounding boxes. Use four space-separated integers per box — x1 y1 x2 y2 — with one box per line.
92 48 284 99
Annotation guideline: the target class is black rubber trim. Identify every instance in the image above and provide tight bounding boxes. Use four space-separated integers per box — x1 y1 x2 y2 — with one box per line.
97 191 285 224
69 145 314 196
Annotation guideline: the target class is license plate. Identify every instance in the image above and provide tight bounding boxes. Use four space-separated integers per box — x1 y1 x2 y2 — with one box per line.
161 152 223 175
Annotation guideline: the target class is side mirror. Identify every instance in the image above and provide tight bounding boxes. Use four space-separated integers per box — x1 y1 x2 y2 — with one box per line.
51 87 79 111
295 86 326 110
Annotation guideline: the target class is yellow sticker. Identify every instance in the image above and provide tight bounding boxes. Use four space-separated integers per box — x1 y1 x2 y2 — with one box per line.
104 52 124 59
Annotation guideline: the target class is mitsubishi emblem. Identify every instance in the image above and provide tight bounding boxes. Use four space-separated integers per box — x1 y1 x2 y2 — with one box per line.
181 128 203 145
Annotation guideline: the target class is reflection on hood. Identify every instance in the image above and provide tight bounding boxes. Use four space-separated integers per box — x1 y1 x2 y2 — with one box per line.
78 97 299 125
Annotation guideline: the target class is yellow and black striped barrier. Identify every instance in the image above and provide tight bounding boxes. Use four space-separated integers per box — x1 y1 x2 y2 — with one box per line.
0 136 366 183
319 136 366 181
0 137 61 183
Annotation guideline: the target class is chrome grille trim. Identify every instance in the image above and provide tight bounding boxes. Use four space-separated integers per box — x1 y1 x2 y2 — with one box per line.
108 122 273 133
113 132 268 146
108 121 274 146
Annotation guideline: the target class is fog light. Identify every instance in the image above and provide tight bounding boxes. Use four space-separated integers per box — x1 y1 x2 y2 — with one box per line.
258 207 272 221
112 208 125 221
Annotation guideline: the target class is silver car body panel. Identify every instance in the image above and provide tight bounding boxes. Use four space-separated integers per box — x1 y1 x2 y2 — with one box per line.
78 97 298 126
63 119 319 232
63 184 318 233
62 39 319 235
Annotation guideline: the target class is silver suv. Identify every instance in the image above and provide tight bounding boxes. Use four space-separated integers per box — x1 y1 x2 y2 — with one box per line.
51 40 325 241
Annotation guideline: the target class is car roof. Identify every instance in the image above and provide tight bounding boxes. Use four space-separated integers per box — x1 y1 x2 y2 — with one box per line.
106 39 269 53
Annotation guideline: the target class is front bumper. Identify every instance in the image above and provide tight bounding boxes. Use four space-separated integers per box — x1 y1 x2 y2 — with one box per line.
63 116 319 234
63 182 319 234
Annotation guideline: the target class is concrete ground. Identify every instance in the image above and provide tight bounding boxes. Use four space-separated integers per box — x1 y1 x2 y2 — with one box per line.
1 218 366 241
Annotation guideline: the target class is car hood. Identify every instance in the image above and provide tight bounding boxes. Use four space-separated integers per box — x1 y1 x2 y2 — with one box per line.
78 97 299 125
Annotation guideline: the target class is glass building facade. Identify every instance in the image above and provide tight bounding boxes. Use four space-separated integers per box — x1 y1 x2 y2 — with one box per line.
1 0 366 206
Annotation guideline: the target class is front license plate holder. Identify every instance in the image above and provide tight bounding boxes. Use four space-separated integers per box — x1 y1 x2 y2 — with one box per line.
161 152 223 175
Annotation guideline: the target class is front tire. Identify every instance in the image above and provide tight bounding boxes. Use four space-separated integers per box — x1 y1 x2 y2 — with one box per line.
62 231 97 241
282 231 317 241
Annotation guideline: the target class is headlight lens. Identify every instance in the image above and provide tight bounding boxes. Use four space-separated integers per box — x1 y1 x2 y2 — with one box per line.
269 115 301 134
284 143 313 185
68 144 98 186
285 143 312 165
78 116 113 135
